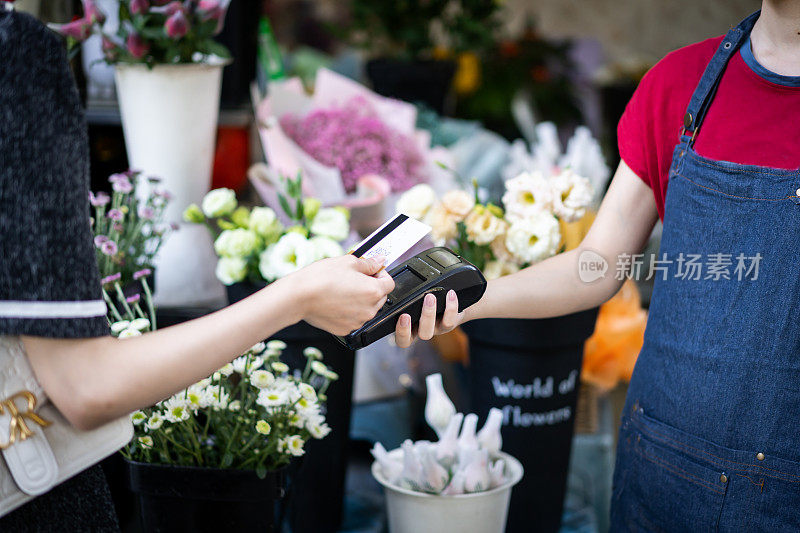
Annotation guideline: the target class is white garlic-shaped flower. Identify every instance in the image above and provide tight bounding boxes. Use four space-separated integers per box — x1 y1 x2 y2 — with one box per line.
399 439 425 493
489 459 507 489
461 449 491 493
476 407 504 454
457 413 480 464
435 412 463 469
424 373 456 438
420 448 450 494
441 468 466 496
371 442 403 485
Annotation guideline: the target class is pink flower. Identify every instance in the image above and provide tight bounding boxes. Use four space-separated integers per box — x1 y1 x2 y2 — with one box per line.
107 209 124 221
138 205 155 219
126 32 149 59
113 223 124 232
101 273 122 285
198 0 227 34
94 235 109 248
165 10 189 39
129 0 149 15
101 241 118 256
81 0 106 24
89 191 110 207
112 178 133 194
53 18 93 41
133 268 152 280
126 294 141 304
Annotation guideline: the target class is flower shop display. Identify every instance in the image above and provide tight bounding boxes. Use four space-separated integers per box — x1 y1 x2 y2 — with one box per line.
90 170 172 291
255 68 457 236
371 373 523 533
56 0 233 307
396 160 599 532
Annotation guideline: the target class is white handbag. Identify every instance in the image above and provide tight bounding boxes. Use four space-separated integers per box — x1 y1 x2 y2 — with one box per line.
0 336 133 518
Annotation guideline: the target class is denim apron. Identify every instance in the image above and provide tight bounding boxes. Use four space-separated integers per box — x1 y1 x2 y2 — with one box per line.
610 11 800 531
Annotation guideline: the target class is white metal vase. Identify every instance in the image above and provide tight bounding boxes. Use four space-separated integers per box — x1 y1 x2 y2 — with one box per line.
115 62 228 307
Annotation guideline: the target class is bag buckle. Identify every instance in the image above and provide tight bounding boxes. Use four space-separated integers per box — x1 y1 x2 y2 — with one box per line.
0 391 51 450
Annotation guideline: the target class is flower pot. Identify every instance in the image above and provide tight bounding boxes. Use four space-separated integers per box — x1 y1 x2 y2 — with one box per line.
125 460 285 532
461 309 598 533
227 281 356 532
115 61 228 307
372 449 523 533
365 58 456 114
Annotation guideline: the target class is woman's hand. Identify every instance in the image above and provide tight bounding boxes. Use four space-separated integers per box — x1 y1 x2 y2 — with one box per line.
293 254 396 335
394 289 466 348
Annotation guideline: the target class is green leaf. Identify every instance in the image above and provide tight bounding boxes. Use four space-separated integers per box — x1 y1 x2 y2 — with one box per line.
278 194 294 220
203 40 232 59
256 465 267 479
221 452 233 468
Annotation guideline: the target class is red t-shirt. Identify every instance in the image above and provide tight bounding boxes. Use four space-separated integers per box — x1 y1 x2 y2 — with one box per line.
618 35 800 219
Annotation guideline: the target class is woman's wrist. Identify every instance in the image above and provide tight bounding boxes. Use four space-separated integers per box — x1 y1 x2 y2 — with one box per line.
254 276 306 330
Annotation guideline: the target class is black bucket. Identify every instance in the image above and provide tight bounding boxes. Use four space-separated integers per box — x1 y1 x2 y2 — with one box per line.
462 308 598 533
126 461 285 532
227 282 355 532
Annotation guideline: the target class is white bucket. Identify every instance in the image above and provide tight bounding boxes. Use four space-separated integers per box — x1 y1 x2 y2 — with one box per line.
115 61 228 306
372 449 524 533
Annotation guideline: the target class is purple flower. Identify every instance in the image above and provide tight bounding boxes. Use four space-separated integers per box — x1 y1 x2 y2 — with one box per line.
129 0 150 15
81 0 106 24
94 235 109 248
53 18 93 41
138 205 155 220
112 178 133 194
109 173 128 183
163 1 186 16
113 223 124 232
89 191 110 207
126 32 149 59
126 294 141 304
170 222 180 231
107 209 124 221
165 10 189 39
101 241 118 256
101 273 122 286
133 268 152 280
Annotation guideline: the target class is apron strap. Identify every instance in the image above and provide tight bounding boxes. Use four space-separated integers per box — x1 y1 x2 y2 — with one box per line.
682 10 760 144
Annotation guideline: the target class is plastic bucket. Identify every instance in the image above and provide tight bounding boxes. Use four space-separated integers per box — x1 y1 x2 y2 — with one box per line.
372 449 523 533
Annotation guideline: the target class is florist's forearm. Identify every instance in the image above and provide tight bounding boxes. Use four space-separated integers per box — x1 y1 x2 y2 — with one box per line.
25 276 304 429
465 247 621 322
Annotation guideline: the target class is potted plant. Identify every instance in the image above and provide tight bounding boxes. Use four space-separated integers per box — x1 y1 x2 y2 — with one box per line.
344 0 501 113
55 0 233 307
395 155 597 531
371 373 524 533
99 275 338 532
182 175 356 531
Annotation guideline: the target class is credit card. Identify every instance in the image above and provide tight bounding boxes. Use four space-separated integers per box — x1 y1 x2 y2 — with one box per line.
350 214 432 268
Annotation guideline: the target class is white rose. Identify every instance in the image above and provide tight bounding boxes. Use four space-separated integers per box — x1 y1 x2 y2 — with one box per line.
201 188 237 217
258 233 317 281
309 236 344 260
309 208 349 241
249 206 282 239
505 211 561 264
502 171 553 222
214 229 259 258
215 256 248 285
549 168 593 222
463 206 508 245
484 260 521 280
396 184 437 221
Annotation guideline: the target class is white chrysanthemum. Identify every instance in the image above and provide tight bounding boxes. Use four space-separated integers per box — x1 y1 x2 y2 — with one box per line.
267 340 287 351
288 413 304 429
463 206 508 245
249 342 266 355
185 385 210 410
164 403 190 423
483 260 521 281
308 422 331 439
502 171 553 222
228 400 242 412
309 208 349 241
323 369 339 381
309 236 344 261
131 411 146 425
258 233 317 281
255 420 271 435
129 318 151 331
271 362 289 374
146 413 164 431
218 363 234 377
202 188 237 217
215 256 248 285
196 378 212 388
311 361 328 376
396 184 437 221
249 206 282 239
303 347 322 360
278 435 306 456
206 388 230 410
214 229 258 258
256 389 289 408
110 321 130 334
118 328 142 338
505 212 561 264
232 355 264 374
250 370 275 389
298 383 317 401
138 436 154 449
549 168 593 222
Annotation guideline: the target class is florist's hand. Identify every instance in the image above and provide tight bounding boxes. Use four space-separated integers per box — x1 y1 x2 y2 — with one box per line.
394 290 465 348
297 255 395 336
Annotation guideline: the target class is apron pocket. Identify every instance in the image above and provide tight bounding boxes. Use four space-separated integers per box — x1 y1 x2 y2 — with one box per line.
615 413 728 532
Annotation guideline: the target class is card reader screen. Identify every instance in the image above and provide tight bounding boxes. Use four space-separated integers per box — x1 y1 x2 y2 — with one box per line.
392 267 425 298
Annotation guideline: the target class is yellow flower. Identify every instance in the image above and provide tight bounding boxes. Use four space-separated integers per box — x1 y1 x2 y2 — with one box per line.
256 420 271 435
454 52 481 95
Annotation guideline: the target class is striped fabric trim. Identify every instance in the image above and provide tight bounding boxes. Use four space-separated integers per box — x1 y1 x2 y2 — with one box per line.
0 300 107 318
